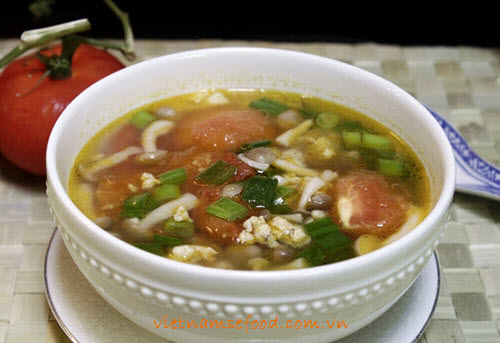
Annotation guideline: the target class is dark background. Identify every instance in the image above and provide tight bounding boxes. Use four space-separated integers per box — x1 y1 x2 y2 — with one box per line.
2 0 499 47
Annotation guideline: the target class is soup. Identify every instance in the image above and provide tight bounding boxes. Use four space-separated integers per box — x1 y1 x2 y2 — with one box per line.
69 89 430 270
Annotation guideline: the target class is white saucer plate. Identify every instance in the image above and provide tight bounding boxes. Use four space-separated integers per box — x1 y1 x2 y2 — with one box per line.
44 229 440 343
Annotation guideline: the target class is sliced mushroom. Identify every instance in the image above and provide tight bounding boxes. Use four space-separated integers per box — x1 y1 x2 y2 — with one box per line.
271 257 309 270
135 150 168 165
139 193 199 229
141 120 174 152
354 234 383 256
257 209 272 221
248 257 270 271
93 216 114 230
271 159 318 177
383 207 424 246
155 106 176 118
271 246 296 264
277 109 302 130
122 217 154 241
224 244 262 261
213 260 234 269
308 193 333 210
321 169 338 182
221 183 243 198
207 92 229 104
122 194 199 237
245 147 277 164
238 153 269 171
275 119 313 147
80 146 143 182
298 177 326 211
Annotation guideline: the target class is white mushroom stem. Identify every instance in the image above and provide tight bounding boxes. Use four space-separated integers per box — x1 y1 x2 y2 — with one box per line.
238 153 269 171
155 106 176 118
141 120 174 152
207 92 230 104
271 159 318 177
383 207 424 245
277 109 302 129
273 175 287 186
298 177 326 212
93 216 114 230
80 146 143 181
337 196 353 228
139 193 199 230
122 217 153 241
321 169 338 182
271 257 309 270
221 183 243 198
275 119 313 147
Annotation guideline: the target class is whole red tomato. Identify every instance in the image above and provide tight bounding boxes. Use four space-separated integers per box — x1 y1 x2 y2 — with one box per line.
0 43 124 175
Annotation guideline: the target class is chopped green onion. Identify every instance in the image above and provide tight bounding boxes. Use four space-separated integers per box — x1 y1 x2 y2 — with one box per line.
379 158 404 176
235 178 251 191
120 192 158 219
276 186 296 199
153 234 184 246
339 120 364 130
298 108 316 119
269 196 292 214
315 112 339 129
133 234 184 255
237 140 272 153
158 168 187 185
152 184 180 202
241 176 278 208
362 133 391 151
262 165 284 177
195 160 237 185
307 224 338 240
206 198 249 221
303 218 351 252
378 150 397 159
130 110 156 129
133 242 164 255
249 97 289 116
299 245 325 266
324 246 354 264
342 131 362 148
269 186 294 214
318 232 351 251
163 219 195 238
303 217 333 231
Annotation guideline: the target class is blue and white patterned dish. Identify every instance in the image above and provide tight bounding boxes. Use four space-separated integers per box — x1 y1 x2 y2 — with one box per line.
428 107 500 202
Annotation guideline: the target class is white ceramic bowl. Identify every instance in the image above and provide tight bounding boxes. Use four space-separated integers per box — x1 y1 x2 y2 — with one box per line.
46 47 455 342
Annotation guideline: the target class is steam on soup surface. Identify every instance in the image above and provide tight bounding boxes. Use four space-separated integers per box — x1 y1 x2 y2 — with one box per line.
69 89 430 270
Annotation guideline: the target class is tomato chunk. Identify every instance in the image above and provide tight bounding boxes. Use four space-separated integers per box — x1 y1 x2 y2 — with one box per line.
158 106 277 151
185 151 255 245
333 170 409 238
95 173 140 218
191 185 245 245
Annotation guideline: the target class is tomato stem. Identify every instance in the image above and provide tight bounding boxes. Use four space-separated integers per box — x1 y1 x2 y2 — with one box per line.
0 19 91 69
0 0 135 70
103 0 135 60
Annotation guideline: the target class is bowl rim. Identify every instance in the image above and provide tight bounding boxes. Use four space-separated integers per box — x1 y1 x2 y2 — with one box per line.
46 46 456 281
